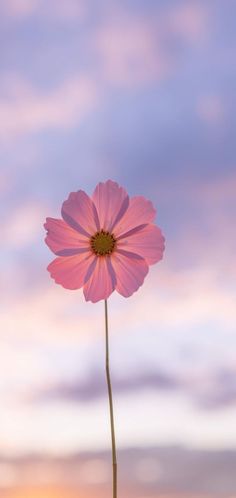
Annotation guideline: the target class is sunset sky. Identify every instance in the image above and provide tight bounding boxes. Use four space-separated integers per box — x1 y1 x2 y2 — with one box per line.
0 0 236 496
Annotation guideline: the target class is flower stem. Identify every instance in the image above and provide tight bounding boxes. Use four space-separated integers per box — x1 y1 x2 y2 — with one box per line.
104 299 117 498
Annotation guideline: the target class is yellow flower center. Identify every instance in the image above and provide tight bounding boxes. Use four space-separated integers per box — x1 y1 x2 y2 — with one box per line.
90 230 116 256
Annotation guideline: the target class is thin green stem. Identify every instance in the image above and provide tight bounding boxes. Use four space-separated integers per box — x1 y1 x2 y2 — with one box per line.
105 299 117 498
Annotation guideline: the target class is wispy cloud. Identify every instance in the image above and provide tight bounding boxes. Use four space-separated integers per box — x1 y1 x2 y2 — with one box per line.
28 360 236 413
2 201 48 249
193 367 236 410
0 0 86 21
90 2 208 87
91 15 170 87
30 369 179 404
0 75 97 140
0 0 39 19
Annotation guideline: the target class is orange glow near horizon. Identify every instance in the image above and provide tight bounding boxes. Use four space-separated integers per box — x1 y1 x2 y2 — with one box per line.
4 488 87 498
3 490 215 498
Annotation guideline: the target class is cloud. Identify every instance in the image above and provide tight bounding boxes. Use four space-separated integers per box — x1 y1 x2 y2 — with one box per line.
2 201 48 249
193 367 236 410
90 2 208 88
91 14 170 87
0 282 101 344
0 0 39 18
0 0 86 21
0 75 98 140
117 265 236 342
166 2 208 43
30 359 236 413
31 369 179 404
153 172 236 283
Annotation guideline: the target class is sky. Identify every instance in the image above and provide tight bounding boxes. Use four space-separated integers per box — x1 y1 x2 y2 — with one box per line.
0 0 236 497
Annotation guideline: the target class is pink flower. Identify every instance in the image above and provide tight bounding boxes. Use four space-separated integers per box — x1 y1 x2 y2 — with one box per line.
44 180 165 303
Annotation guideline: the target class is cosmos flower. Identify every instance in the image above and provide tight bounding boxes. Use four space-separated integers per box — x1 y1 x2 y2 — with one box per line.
44 180 165 303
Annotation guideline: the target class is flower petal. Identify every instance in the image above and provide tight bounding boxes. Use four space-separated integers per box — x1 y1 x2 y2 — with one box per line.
92 180 129 232
83 256 116 303
47 252 95 290
114 195 156 238
44 217 90 256
62 190 99 237
111 249 149 297
117 224 165 265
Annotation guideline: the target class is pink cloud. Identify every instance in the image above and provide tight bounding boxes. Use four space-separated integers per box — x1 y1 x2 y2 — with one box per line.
91 15 170 87
155 173 236 282
0 75 98 140
2 201 48 249
90 2 208 88
0 0 38 18
126 265 236 331
1 0 86 21
167 2 208 43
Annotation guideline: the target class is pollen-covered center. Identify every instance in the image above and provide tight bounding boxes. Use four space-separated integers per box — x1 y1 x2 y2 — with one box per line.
90 230 116 256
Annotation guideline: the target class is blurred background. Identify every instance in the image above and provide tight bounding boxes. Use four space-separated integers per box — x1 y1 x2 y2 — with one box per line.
0 0 236 497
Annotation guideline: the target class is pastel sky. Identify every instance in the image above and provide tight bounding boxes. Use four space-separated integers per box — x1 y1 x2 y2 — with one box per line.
0 0 236 496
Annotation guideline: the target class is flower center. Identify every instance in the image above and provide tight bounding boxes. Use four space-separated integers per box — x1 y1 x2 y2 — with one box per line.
90 230 116 256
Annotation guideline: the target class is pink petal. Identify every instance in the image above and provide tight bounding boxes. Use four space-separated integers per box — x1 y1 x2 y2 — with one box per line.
117 224 165 265
44 217 90 256
83 256 116 303
92 180 129 232
62 190 99 237
114 195 156 238
110 249 149 297
47 252 95 290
